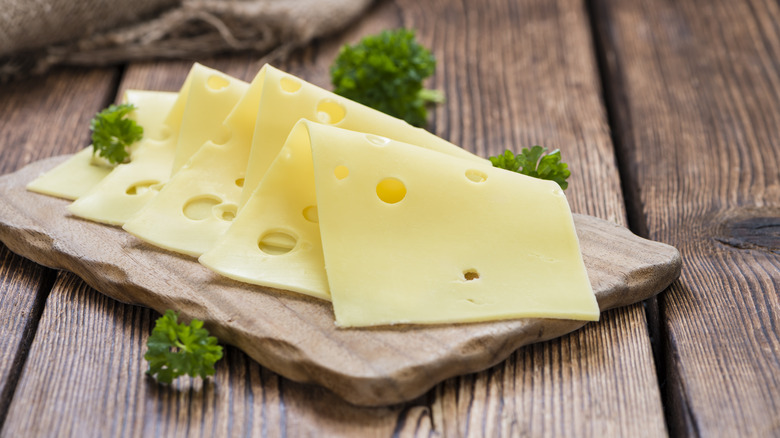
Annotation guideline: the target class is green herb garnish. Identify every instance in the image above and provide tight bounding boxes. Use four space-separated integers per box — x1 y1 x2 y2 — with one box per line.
90 103 143 165
490 146 571 190
330 29 443 127
144 310 223 384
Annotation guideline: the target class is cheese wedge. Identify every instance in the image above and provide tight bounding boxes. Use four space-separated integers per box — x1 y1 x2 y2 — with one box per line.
26 90 178 200
67 64 248 225
124 64 485 257
308 123 599 326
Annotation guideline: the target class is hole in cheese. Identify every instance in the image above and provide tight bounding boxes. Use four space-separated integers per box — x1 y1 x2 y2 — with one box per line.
126 180 160 196
235 177 245 187
465 169 487 183
316 99 346 124
280 76 302 93
216 204 237 221
302 206 319 223
182 195 222 221
365 134 390 146
376 178 406 204
211 125 232 145
334 165 349 180
258 231 297 255
207 75 230 90
463 269 480 281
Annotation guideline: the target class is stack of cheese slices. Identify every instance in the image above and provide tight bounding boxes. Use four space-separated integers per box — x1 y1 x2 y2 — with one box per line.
28 63 600 327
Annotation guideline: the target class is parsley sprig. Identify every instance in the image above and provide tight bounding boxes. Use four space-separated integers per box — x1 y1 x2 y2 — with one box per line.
145 310 223 384
490 146 571 190
330 29 443 127
90 103 143 165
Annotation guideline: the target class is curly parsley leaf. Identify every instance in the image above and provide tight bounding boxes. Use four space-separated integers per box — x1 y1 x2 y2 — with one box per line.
330 28 442 127
490 146 571 190
144 310 223 384
90 103 143 165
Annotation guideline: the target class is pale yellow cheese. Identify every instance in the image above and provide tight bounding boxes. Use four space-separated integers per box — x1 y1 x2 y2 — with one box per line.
122 65 273 256
238 65 487 207
198 123 329 300
124 64 486 257
303 122 597 327
26 147 113 201
200 121 599 327
26 90 178 200
67 64 248 225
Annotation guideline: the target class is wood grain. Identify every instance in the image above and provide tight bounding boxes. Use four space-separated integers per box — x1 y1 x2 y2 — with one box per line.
0 0 680 434
0 246 51 427
1 275 420 437
0 67 117 427
593 0 780 435
402 0 670 435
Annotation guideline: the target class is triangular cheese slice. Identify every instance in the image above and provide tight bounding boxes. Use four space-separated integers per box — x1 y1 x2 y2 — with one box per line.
308 123 599 327
125 64 486 257
26 89 178 200
67 63 248 225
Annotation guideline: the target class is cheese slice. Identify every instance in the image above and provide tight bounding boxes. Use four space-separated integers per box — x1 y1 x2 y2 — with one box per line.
238 65 487 207
67 64 248 225
308 123 599 327
26 90 178 200
124 64 486 257
200 120 599 328
122 65 273 256
198 121 328 300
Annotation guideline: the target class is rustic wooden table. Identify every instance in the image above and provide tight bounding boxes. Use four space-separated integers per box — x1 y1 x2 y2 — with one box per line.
0 0 778 436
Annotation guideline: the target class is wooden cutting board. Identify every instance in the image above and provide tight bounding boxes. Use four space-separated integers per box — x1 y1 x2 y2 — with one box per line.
0 156 681 406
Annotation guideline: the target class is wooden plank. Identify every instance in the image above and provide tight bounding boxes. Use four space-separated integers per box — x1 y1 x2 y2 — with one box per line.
400 0 668 435
0 67 117 427
3 0 668 435
1 274 281 436
592 0 780 435
0 246 50 426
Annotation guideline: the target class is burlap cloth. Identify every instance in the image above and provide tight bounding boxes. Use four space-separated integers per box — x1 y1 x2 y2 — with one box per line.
0 0 373 81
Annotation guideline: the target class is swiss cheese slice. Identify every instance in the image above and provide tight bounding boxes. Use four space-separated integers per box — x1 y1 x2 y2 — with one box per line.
26 90 178 200
67 64 248 225
200 120 599 328
238 66 487 207
308 123 599 327
122 65 274 256
125 64 486 257
199 121 328 300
